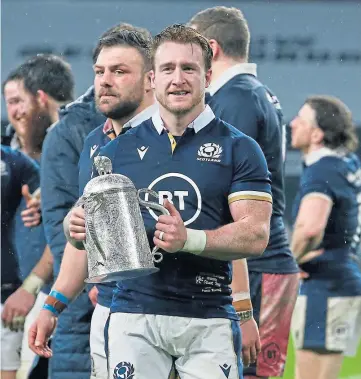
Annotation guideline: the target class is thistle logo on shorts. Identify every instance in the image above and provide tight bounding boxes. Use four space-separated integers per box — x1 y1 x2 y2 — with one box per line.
113 361 135 379
145 173 202 226
197 143 222 162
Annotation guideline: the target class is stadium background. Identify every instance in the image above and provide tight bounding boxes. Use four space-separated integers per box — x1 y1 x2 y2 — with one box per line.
1 0 361 378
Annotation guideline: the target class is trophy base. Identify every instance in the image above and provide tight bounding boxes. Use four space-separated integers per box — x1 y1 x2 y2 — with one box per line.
85 267 159 283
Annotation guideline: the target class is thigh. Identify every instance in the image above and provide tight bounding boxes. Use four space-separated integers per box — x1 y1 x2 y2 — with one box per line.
107 313 174 379
90 303 110 379
295 350 343 379
247 273 299 378
175 318 242 379
1 304 23 371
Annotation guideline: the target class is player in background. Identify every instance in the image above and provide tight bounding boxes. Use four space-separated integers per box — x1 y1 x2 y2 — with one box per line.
2 54 74 379
189 7 299 378
290 95 361 379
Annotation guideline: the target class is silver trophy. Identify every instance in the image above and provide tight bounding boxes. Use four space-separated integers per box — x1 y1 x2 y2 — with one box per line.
81 156 169 283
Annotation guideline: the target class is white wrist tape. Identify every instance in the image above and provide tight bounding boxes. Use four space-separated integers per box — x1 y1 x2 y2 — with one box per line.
233 292 251 302
182 228 207 255
21 273 44 296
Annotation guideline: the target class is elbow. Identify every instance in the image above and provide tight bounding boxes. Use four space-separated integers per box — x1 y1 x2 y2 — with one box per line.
248 223 270 257
304 226 323 240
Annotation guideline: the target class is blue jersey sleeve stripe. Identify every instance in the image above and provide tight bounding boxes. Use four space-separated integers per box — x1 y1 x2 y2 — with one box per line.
228 191 272 204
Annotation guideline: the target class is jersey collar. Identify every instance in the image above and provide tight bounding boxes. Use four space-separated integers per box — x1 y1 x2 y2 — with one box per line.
102 103 158 136
304 147 346 166
207 63 257 96
152 105 215 135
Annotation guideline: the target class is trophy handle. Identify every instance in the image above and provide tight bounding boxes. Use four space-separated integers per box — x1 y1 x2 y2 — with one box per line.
137 188 170 264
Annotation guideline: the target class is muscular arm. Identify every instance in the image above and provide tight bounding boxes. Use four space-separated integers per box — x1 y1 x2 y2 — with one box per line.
155 198 272 261
202 199 272 260
291 194 332 262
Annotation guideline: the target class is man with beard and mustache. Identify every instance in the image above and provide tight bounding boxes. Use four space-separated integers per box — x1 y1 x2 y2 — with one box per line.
35 26 156 379
2 54 74 379
31 25 272 379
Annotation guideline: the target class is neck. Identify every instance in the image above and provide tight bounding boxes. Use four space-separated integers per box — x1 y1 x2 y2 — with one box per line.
47 98 62 124
302 143 323 157
211 57 247 84
111 94 155 135
159 101 205 136
20 141 41 160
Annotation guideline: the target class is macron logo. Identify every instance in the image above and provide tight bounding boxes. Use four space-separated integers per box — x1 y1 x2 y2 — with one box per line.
137 146 149 160
220 364 231 378
90 145 98 158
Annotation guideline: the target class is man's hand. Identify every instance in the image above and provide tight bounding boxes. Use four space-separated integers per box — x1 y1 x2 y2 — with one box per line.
69 206 86 241
297 248 324 265
240 318 261 367
88 286 98 307
1 288 36 330
154 200 187 253
28 309 57 358
21 185 42 227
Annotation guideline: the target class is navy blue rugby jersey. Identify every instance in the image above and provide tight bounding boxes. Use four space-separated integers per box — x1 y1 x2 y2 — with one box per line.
292 148 361 284
207 64 298 273
1 145 39 301
78 105 156 308
81 106 272 320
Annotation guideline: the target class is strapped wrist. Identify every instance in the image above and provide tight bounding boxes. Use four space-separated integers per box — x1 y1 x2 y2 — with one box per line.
232 293 253 324
182 229 207 255
237 309 253 324
44 290 70 316
21 273 44 296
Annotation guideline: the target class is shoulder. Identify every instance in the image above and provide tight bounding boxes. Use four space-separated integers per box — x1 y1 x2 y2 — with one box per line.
212 118 256 143
211 119 265 161
216 75 282 116
304 157 344 187
1 146 37 168
84 123 106 145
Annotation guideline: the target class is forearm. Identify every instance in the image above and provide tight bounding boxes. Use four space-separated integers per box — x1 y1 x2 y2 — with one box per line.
231 259 250 294
51 242 88 301
230 259 253 324
32 245 53 282
202 218 269 260
291 226 323 262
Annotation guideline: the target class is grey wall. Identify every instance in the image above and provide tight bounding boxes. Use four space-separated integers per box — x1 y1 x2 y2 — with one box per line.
2 0 361 125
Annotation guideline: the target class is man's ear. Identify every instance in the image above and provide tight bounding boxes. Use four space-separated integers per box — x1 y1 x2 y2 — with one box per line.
150 70 156 90
36 89 49 109
144 71 153 93
208 39 221 61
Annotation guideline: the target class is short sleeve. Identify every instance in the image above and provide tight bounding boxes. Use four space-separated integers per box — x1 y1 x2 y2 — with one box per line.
300 164 334 201
228 136 272 204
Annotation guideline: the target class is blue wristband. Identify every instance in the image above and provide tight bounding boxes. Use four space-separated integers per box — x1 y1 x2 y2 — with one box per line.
43 304 59 316
49 290 70 305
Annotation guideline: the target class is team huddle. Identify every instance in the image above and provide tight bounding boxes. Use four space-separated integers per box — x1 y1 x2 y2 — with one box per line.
1 6 361 379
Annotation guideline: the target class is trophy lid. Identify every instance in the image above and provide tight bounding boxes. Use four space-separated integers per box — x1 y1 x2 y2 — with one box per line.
83 156 136 196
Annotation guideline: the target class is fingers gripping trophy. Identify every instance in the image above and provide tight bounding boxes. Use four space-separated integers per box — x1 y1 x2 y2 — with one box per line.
81 155 169 283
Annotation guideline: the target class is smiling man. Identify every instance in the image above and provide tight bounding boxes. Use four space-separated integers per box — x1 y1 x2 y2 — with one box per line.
45 24 273 379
